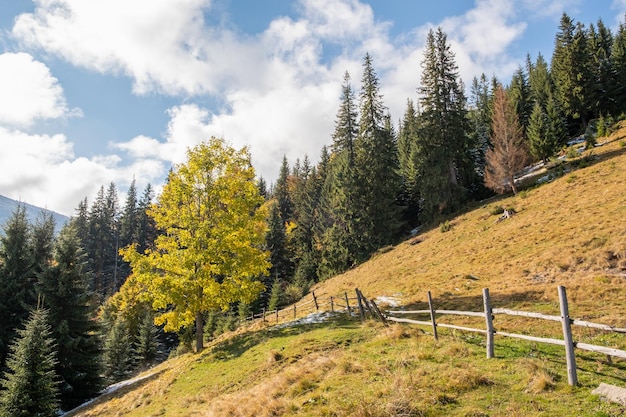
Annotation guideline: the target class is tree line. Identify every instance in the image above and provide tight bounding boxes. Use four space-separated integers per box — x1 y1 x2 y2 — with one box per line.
262 13 626 306
1 12 626 416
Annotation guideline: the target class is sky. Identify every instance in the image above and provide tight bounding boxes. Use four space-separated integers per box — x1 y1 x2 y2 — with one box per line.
1 0 625 216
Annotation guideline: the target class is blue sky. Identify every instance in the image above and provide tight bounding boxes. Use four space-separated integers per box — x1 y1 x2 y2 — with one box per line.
0 0 625 216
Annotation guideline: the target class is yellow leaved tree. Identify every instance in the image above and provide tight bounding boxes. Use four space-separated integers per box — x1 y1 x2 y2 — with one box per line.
121 138 270 352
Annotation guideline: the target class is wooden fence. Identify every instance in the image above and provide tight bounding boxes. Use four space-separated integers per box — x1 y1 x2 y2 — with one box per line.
385 286 626 386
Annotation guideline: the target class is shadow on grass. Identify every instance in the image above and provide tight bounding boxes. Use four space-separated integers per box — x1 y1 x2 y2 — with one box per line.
62 369 167 416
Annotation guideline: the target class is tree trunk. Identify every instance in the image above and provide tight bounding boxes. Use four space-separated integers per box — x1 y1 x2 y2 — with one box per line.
195 311 203 352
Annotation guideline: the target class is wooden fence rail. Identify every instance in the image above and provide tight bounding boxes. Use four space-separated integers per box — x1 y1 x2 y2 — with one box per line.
385 285 626 386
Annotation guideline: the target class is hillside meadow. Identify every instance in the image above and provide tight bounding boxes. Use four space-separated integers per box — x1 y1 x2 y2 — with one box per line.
66 127 626 417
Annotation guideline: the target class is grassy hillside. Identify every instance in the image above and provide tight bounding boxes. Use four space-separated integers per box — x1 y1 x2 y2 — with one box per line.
68 128 626 417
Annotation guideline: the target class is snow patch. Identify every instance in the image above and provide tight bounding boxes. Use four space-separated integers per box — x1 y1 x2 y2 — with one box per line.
273 311 337 330
374 295 402 308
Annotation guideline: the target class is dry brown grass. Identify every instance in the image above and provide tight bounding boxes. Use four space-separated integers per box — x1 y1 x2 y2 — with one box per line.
311 128 626 327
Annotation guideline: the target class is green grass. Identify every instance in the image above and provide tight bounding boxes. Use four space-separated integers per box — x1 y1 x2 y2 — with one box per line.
70 317 625 416
68 127 626 416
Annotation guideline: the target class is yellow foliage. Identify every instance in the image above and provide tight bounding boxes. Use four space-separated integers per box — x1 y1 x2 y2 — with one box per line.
121 138 270 337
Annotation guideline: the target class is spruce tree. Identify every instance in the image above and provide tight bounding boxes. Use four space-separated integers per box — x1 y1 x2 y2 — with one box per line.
103 316 132 384
551 14 592 130
265 201 291 283
417 28 474 221
527 101 556 162
353 53 402 256
0 309 60 417
468 74 493 181
0 205 32 367
508 66 532 133
36 225 103 410
611 19 626 115
274 156 293 223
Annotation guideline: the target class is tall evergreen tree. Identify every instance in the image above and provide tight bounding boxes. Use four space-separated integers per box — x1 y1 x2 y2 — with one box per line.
102 316 132 384
397 98 421 225
332 72 358 158
136 184 156 254
416 28 474 221
265 201 291 284
527 101 557 162
37 225 102 410
274 156 293 223
552 14 592 130
611 18 626 115
468 74 494 179
0 308 60 417
0 205 33 367
352 53 402 256
508 66 532 133
528 53 553 110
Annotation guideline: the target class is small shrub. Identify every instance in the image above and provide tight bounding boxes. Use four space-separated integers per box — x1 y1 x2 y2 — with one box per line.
619 140 625 148
489 205 505 216
440 220 452 233
566 147 579 159
518 189 529 199
566 174 578 183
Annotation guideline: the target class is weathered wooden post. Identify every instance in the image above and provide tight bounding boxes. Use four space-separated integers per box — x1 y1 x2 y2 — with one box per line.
558 285 578 386
427 291 438 341
330 296 334 312
355 288 365 320
275 309 279 323
312 291 319 311
344 292 352 315
293 304 297 320
483 288 494 359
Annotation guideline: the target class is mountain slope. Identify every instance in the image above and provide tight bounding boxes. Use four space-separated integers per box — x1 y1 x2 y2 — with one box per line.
66 128 626 417
0 194 69 234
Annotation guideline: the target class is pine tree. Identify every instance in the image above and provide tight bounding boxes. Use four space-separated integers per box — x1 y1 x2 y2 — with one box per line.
484 85 529 195
397 98 421 224
36 225 103 410
416 28 474 221
267 279 283 311
528 53 553 110
0 309 60 417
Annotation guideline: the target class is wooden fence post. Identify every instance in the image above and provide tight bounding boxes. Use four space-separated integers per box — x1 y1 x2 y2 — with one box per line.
483 288 494 359
344 292 352 315
355 288 365 320
427 291 438 341
312 291 319 311
559 286 578 386
330 296 334 312
293 304 297 320
275 309 279 323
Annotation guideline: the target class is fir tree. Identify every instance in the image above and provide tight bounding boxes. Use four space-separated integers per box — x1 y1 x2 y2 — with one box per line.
274 156 293 223
36 225 103 410
265 201 291 283
527 101 556 162
0 308 60 417
611 18 626 115
508 66 532 133
0 205 33 367
353 53 403 255
135 308 158 365
103 316 132 384
416 28 474 220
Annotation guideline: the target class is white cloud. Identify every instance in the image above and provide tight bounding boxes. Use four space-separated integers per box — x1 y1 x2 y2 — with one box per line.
4 0 558 212
13 0 220 95
0 127 164 216
0 52 78 127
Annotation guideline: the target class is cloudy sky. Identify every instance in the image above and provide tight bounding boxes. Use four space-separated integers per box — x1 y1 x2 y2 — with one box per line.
0 0 625 216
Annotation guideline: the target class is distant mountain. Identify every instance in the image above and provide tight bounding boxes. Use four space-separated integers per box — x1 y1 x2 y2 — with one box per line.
0 195 69 235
